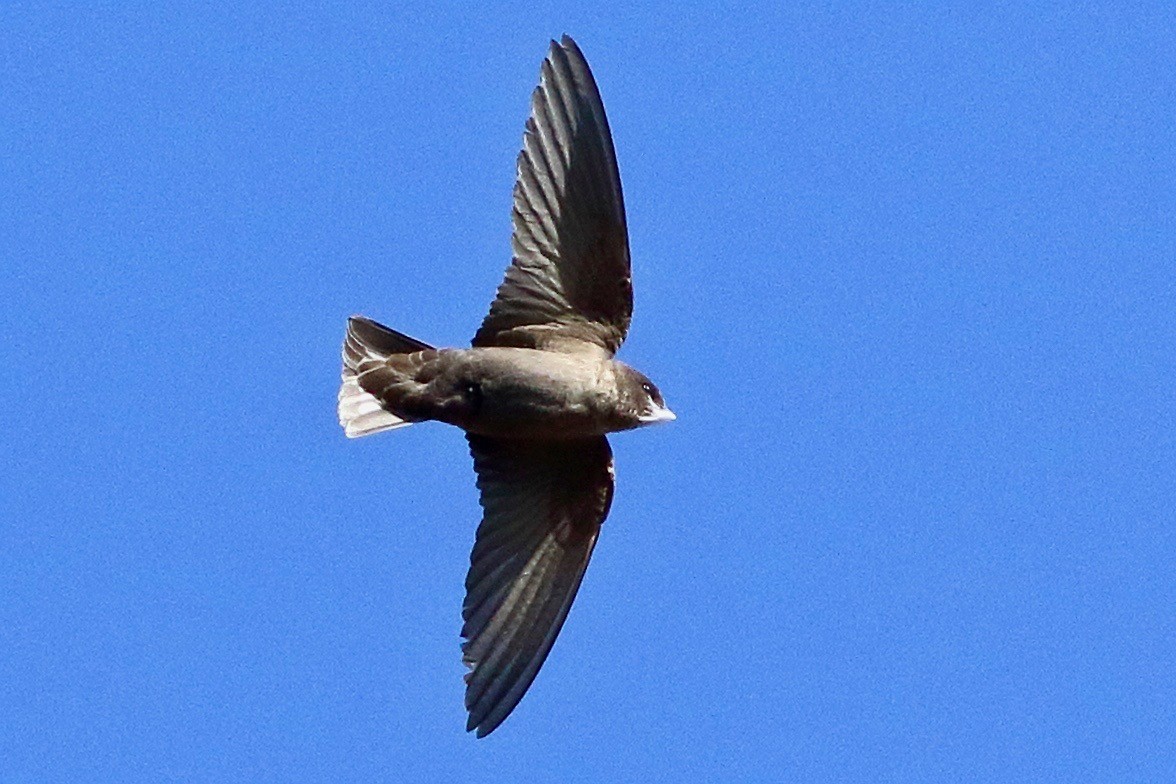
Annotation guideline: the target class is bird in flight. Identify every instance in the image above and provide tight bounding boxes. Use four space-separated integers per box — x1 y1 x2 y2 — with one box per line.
337 35 674 738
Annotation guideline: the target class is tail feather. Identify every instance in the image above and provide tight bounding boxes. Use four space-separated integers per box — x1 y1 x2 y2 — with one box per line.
338 316 435 439
348 316 434 355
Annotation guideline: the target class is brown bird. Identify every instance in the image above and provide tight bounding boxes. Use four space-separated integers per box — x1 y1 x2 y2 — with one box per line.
337 35 674 737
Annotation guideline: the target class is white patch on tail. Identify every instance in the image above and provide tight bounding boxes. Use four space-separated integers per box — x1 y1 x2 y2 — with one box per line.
337 319 415 438
337 373 412 438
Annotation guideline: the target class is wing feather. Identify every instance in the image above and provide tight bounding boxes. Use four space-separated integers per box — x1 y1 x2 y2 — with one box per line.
461 434 615 737
474 36 632 356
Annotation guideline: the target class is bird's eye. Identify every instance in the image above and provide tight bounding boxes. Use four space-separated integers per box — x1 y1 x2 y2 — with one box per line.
641 382 652 395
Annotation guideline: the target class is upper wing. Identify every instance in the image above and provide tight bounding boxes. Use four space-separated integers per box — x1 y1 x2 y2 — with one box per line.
473 35 632 357
462 434 615 737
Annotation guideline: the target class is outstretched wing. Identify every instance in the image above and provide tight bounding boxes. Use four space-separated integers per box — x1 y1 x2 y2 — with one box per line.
462 434 615 737
473 35 632 357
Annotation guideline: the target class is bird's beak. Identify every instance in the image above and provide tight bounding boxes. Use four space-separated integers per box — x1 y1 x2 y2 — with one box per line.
638 405 677 426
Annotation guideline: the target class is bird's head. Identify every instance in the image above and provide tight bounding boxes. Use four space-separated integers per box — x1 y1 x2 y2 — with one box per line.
615 364 676 427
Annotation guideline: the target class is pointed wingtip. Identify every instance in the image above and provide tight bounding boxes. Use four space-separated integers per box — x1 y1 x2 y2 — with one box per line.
467 705 509 738
466 711 498 739
553 34 584 61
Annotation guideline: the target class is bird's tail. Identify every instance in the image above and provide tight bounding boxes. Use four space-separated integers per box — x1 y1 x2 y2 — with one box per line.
338 316 435 438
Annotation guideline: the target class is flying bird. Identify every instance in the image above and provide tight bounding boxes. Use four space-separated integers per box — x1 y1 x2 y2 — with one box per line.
337 35 674 738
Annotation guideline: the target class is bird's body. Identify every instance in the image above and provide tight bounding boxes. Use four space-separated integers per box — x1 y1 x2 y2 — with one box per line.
337 35 672 737
352 342 661 439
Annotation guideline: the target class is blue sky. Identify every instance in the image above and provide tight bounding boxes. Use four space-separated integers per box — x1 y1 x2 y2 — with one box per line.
3 3 1174 782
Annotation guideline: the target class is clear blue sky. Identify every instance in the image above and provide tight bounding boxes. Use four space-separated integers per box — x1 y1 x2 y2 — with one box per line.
3 4 1174 782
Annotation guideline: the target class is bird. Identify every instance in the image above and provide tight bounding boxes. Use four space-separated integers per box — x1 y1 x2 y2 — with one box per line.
337 35 674 738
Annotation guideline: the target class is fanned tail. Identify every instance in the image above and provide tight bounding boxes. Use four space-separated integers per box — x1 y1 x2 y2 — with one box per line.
338 316 434 438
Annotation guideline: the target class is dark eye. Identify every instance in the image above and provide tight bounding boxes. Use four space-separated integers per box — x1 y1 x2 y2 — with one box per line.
641 382 653 395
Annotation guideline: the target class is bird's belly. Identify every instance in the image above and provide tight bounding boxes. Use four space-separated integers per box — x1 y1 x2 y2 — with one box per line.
430 350 613 439
467 378 605 439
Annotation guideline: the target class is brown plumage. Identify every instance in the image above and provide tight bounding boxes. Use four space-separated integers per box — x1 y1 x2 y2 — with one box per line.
337 36 673 737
